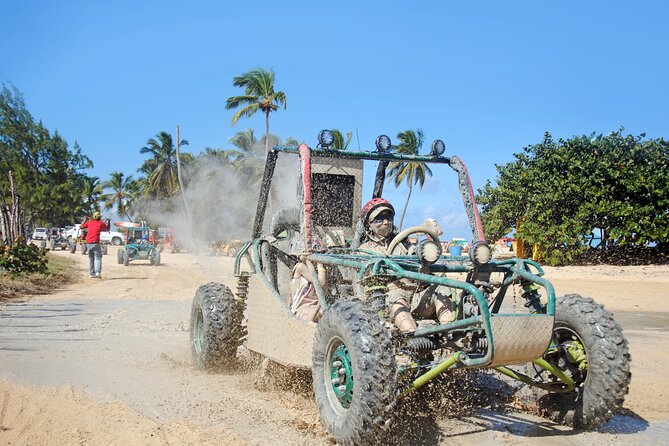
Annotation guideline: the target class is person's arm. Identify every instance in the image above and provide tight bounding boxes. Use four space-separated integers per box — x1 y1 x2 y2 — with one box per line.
294 261 327 288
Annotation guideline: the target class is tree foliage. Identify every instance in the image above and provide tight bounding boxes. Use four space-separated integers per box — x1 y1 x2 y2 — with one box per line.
477 130 669 264
0 84 94 227
225 68 286 154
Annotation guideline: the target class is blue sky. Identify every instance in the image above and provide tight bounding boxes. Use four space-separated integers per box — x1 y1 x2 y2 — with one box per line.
2 1 667 239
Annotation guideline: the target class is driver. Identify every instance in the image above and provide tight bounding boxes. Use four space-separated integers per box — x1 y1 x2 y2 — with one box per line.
359 198 454 333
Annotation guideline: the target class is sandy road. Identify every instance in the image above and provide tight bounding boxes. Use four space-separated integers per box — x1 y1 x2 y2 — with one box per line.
0 246 668 445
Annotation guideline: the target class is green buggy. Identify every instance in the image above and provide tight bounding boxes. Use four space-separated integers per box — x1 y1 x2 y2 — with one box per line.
189 132 630 445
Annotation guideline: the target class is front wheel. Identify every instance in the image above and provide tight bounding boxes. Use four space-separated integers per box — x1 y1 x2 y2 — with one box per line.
524 294 631 428
123 249 129 266
312 300 397 445
190 282 242 369
117 248 123 264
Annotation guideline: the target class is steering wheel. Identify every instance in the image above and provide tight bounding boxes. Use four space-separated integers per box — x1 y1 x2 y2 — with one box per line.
386 226 442 256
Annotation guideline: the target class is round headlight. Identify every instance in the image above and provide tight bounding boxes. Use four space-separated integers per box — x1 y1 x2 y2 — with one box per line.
431 139 446 157
318 130 334 148
416 239 442 265
375 134 392 153
469 241 492 266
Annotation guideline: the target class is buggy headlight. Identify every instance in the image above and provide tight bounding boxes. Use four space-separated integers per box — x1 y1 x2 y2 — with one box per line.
375 134 392 153
469 241 492 266
431 139 446 157
415 239 442 265
318 130 334 148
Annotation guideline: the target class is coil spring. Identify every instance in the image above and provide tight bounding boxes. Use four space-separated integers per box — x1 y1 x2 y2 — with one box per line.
474 337 488 350
366 285 388 315
235 272 249 302
404 337 440 352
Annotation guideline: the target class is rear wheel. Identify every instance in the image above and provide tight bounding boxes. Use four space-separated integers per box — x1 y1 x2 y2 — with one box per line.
228 247 238 257
524 294 631 428
111 237 122 246
190 282 242 369
313 300 397 445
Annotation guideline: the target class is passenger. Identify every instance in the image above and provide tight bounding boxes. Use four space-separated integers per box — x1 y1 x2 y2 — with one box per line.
290 259 327 322
359 198 454 333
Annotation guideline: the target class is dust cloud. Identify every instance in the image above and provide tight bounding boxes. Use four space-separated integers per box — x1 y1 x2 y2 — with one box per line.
143 145 300 251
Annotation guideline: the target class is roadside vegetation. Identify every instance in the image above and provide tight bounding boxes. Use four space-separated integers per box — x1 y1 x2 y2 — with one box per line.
477 131 669 265
0 249 78 302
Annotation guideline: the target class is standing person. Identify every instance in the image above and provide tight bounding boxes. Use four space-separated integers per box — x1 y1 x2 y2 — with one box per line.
359 198 454 333
81 211 108 278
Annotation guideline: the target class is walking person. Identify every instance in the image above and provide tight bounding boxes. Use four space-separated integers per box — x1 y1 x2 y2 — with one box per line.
81 211 108 278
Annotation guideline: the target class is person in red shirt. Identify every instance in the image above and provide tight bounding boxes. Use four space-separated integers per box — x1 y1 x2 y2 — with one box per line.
81 211 109 278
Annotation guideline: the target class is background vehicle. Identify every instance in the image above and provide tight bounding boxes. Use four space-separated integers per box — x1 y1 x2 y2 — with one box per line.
117 226 160 266
48 227 69 250
208 239 244 257
65 223 123 254
156 227 182 253
32 227 48 240
189 133 631 444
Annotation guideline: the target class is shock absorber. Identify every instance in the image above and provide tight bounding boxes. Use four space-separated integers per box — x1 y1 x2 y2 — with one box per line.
521 280 546 314
366 284 388 317
235 272 249 303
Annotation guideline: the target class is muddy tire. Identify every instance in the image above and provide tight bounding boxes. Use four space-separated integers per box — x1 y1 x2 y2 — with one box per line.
190 282 242 370
525 294 631 428
312 300 397 445
81 243 88 255
49 240 55 251
102 244 108 255
69 242 76 254
123 250 129 266
117 248 123 264
152 251 161 266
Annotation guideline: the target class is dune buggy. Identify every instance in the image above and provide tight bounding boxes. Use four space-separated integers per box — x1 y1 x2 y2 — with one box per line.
47 228 69 251
118 226 160 266
189 132 631 445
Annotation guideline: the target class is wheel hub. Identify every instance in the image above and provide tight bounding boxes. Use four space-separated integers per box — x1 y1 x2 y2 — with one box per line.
193 312 204 354
329 343 353 408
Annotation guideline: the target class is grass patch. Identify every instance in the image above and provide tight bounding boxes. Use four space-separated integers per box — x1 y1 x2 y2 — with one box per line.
0 253 80 303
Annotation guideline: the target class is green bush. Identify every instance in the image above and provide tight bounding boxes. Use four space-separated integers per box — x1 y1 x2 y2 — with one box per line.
0 241 48 273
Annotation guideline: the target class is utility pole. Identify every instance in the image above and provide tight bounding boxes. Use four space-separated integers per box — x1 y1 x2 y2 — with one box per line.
175 125 192 223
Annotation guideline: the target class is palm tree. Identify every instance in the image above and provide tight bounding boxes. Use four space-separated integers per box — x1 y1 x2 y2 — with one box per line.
139 131 191 198
81 176 103 215
331 130 352 150
225 68 287 155
386 129 433 229
101 171 137 221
